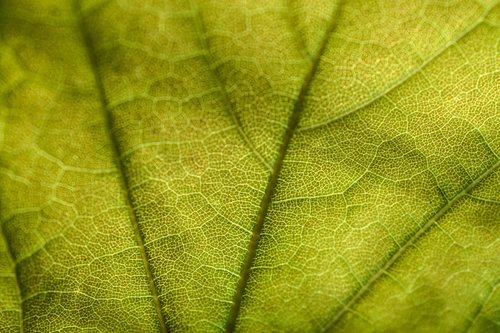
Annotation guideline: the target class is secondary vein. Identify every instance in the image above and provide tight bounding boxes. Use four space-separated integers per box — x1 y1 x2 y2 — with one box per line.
72 2 168 332
224 3 344 332
463 282 499 333
299 3 497 132
189 0 272 172
321 158 500 332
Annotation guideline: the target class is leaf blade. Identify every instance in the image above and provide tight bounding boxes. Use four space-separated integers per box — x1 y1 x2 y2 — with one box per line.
0 1 498 332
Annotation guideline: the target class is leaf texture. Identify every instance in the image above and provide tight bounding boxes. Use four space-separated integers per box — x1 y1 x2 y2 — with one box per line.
0 0 499 332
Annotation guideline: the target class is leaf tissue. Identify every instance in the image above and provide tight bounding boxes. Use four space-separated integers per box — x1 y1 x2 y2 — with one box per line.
0 0 499 332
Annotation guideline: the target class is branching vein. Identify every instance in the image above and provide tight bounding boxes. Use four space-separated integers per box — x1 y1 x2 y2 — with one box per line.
299 3 497 132
463 282 499 333
189 0 272 172
72 1 168 332
224 2 344 332
321 158 500 332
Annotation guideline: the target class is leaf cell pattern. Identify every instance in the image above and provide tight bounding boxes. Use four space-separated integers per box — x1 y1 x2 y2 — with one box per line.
0 0 499 332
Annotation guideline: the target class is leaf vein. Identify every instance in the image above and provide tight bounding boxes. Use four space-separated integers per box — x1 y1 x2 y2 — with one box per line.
189 0 272 172
299 3 498 132
285 0 311 59
72 2 168 332
321 158 500 332
463 282 499 333
224 2 345 331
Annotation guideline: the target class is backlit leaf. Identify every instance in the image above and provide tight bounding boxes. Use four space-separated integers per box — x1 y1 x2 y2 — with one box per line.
0 0 499 332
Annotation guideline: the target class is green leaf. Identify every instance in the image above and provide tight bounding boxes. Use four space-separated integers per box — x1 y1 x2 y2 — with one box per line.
0 0 499 332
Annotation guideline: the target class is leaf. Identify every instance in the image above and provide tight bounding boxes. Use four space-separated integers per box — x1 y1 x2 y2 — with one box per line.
0 0 499 332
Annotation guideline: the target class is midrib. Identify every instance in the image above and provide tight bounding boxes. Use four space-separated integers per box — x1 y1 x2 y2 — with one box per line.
224 3 344 331
72 2 168 332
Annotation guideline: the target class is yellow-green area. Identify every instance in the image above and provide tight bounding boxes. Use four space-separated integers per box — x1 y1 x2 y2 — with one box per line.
0 0 499 332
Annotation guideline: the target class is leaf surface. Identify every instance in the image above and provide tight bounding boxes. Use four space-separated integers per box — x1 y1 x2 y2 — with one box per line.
0 0 499 332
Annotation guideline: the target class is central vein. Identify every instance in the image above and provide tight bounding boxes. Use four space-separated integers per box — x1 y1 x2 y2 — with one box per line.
72 1 168 332
225 4 344 332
